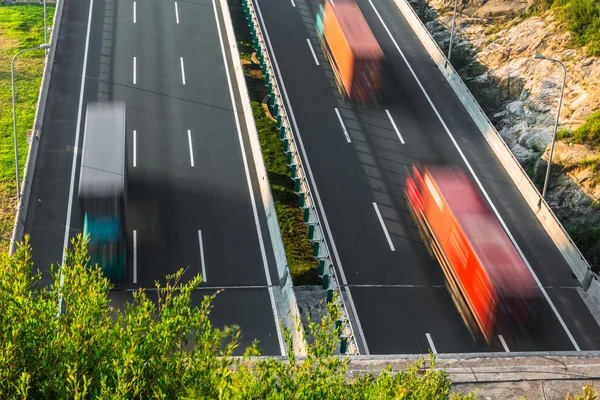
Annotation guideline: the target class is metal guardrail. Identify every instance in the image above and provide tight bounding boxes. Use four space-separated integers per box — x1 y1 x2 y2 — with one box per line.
239 0 359 354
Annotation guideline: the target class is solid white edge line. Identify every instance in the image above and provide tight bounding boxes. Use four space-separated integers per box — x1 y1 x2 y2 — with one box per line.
59 0 95 316
133 1 136 23
211 0 285 356
290 0 296 6
133 130 137 167
306 38 319 66
174 2 180 24
385 109 405 144
334 108 351 143
253 0 370 355
366 0 581 352
425 333 438 354
180 56 186 85
498 334 510 352
133 56 137 84
133 230 137 284
372 202 395 251
187 129 194 167
198 230 206 282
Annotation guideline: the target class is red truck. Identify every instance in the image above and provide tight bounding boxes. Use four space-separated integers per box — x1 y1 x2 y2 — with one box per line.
406 165 542 343
316 0 384 104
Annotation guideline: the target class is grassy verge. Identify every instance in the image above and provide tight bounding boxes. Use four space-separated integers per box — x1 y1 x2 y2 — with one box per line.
229 1 319 285
0 4 55 250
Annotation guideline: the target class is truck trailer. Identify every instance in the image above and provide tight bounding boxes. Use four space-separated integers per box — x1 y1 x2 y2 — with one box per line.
406 165 542 343
78 102 127 283
316 0 384 104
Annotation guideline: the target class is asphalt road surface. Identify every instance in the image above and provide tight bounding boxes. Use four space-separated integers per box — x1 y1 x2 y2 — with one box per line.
23 0 283 355
251 0 600 354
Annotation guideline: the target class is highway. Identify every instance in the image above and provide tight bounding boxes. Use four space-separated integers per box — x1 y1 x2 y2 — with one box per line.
23 0 284 355
252 0 600 354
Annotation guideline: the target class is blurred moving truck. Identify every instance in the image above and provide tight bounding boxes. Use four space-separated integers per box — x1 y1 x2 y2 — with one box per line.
406 165 542 343
316 0 384 104
78 102 128 283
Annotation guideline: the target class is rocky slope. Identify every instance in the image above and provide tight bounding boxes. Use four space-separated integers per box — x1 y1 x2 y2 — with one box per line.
409 0 600 268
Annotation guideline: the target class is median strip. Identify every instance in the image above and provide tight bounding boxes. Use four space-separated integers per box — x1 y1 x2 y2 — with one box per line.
230 1 319 285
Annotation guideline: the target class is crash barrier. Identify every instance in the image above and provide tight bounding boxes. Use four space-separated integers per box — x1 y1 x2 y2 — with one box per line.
11 0 64 254
393 0 598 296
218 0 307 356
238 0 358 354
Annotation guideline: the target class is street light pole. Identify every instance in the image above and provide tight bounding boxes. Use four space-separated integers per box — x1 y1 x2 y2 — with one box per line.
447 0 458 64
11 43 52 200
532 54 567 207
43 0 47 45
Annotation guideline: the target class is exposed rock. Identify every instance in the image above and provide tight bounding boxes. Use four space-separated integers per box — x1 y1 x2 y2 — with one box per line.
473 0 531 18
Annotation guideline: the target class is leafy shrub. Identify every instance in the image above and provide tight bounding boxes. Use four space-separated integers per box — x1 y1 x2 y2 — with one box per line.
0 234 474 399
545 0 600 55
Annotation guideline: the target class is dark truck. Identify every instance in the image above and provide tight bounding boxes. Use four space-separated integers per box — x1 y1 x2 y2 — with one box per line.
78 102 127 282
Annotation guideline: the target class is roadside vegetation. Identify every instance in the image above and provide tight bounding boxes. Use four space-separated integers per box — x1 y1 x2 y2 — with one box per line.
0 235 477 398
0 4 54 249
543 0 600 56
558 110 600 146
229 0 319 285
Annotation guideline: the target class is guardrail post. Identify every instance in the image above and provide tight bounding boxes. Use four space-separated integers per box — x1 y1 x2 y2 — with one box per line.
290 164 297 179
317 259 325 276
321 273 329 290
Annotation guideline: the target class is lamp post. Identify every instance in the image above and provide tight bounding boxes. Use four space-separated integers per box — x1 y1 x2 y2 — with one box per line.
532 54 567 206
447 0 458 64
44 0 48 45
11 43 52 200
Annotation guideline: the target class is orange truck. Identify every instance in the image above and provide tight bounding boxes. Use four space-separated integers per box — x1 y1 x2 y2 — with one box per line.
316 0 384 104
406 165 542 343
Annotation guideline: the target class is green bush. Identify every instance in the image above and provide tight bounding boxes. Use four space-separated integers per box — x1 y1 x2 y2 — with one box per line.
558 110 600 146
0 235 475 399
545 0 600 55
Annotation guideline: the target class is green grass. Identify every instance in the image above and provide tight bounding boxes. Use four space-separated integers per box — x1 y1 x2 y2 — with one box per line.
542 0 600 55
557 110 600 146
230 1 319 285
0 4 55 249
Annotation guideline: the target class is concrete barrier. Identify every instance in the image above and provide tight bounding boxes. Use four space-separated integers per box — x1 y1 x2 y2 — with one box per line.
393 0 595 289
219 0 307 356
10 0 64 255
239 0 359 354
